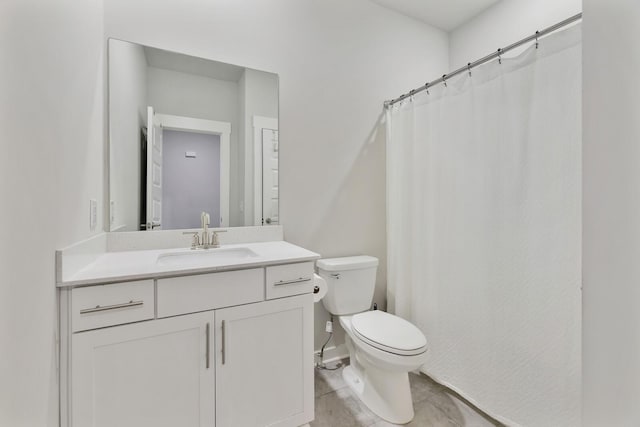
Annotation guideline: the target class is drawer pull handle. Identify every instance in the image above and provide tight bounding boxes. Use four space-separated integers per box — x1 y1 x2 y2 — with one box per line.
274 277 312 286
221 320 226 365
80 300 144 314
206 322 211 369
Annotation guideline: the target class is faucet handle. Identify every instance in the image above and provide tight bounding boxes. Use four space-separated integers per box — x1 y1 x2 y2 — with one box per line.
182 231 200 249
210 229 227 248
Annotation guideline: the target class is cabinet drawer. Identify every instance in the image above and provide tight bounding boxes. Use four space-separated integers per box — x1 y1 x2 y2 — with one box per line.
157 268 264 318
265 262 315 300
72 280 155 332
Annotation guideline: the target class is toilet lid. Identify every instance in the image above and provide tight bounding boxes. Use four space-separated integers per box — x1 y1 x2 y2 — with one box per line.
351 311 427 356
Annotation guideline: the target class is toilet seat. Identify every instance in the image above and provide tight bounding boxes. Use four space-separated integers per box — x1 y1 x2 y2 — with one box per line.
351 311 427 356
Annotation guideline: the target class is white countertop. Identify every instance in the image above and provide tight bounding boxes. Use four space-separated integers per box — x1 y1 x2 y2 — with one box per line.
58 241 320 287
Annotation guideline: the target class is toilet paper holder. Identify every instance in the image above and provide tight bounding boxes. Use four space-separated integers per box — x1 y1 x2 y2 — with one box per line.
312 273 328 303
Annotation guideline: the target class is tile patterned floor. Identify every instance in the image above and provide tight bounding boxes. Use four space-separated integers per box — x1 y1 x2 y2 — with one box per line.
311 361 502 427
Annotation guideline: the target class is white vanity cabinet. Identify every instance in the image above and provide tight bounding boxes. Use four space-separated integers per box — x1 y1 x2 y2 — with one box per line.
215 294 313 427
71 312 215 427
60 261 315 427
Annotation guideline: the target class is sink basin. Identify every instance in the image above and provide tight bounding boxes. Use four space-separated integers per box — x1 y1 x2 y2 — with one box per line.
156 247 259 267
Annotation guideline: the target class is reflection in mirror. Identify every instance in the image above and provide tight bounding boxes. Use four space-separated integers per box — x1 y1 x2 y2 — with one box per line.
108 39 279 231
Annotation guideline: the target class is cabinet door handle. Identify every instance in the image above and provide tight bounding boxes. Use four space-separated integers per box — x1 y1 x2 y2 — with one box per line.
206 322 210 369
79 300 143 314
221 320 226 365
274 277 312 286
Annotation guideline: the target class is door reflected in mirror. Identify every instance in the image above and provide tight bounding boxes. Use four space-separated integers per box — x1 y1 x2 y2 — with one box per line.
108 39 279 231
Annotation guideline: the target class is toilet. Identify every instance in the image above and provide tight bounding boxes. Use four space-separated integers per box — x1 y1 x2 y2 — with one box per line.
317 256 427 425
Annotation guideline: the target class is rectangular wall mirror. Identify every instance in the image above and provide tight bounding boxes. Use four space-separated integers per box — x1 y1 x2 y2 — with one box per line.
108 39 279 231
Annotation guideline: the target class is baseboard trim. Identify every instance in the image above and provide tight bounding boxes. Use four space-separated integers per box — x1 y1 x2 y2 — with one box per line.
314 344 348 365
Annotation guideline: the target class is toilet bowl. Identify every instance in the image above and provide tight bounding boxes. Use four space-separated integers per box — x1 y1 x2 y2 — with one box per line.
317 256 428 425
340 312 427 424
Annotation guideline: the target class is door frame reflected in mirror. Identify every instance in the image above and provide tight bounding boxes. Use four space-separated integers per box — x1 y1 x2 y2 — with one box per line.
252 116 279 226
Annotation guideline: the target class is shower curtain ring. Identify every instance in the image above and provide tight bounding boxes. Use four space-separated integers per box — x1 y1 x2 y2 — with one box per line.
425 82 430 95
535 30 540 49
442 74 447 87
467 63 472 77
497 48 502 64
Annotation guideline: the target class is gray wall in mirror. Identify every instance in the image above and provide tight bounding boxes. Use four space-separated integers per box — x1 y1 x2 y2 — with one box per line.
108 38 279 231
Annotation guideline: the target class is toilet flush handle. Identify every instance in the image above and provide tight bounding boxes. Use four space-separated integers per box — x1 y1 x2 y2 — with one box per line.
330 273 341 279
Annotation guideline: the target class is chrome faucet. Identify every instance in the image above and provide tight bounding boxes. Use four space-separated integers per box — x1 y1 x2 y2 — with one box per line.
201 212 211 248
182 212 227 249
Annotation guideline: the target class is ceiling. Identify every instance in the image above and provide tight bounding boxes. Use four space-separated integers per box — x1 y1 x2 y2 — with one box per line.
370 0 502 31
144 47 245 82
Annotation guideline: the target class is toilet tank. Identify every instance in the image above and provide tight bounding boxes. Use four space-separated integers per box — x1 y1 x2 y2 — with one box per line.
317 256 378 316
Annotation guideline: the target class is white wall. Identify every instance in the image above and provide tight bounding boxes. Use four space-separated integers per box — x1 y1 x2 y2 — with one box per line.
109 40 147 231
0 0 104 425
582 1 640 425
449 0 582 70
104 0 449 353
244 69 278 119
147 67 239 123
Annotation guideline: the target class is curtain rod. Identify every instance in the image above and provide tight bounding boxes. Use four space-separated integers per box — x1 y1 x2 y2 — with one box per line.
384 12 582 108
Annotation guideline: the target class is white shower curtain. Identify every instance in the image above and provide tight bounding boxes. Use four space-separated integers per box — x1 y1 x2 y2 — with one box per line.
387 25 581 426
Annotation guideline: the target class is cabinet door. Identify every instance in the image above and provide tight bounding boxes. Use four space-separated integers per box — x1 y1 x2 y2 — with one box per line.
72 312 215 427
215 294 314 427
